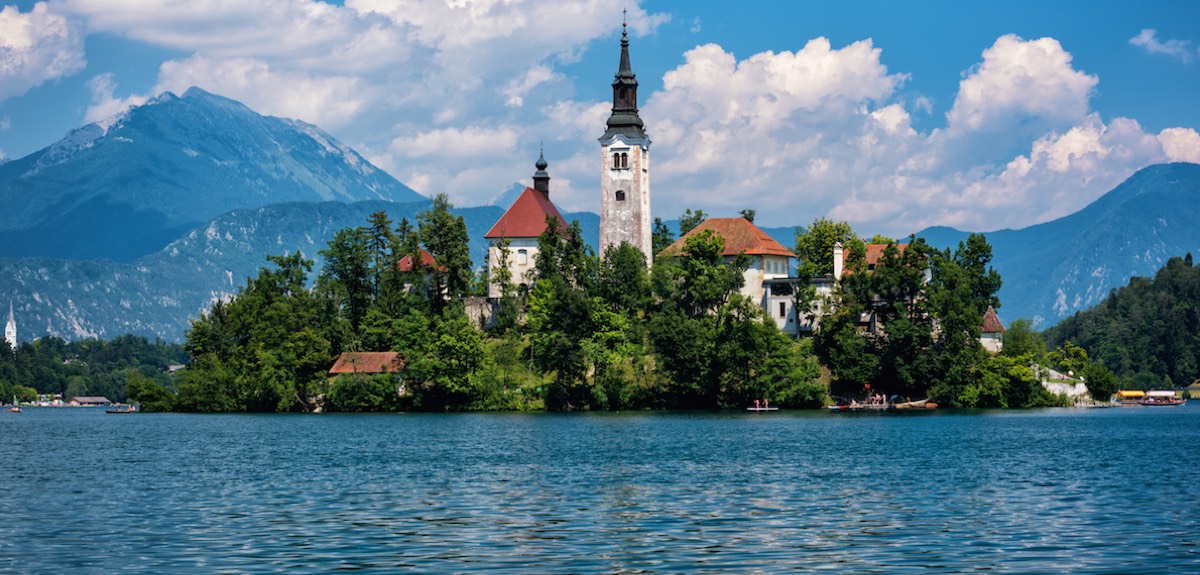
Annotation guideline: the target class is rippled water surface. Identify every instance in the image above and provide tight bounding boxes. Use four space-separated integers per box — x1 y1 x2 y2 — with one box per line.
2 406 1198 573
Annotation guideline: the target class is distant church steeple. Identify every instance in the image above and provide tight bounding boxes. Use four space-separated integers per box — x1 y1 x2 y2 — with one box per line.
4 300 15 352
599 15 653 263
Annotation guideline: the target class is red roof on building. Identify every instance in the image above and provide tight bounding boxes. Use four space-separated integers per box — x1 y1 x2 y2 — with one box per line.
659 218 795 258
839 243 909 274
484 187 568 239
981 305 1006 334
397 249 442 272
328 352 405 375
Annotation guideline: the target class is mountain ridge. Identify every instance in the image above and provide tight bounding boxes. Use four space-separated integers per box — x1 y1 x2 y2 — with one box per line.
0 87 425 263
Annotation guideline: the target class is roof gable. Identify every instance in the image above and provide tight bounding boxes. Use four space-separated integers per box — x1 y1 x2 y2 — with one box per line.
484 187 568 239
398 249 443 272
981 305 1006 334
659 218 795 258
328 352 405 375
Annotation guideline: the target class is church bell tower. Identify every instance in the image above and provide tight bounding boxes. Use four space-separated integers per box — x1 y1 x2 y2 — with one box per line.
599 19 652 262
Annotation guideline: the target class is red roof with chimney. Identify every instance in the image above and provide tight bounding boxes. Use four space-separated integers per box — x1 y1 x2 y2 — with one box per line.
839 243 909 274
328 352 405 375
398 249 443 272
659 218 795 258
484 187 568 240
981 305 1006 334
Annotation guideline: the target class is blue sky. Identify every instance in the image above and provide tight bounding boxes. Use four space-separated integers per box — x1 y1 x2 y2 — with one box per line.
1 0 1198 237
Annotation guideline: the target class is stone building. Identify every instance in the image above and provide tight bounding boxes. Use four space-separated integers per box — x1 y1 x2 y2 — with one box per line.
599 21 653 263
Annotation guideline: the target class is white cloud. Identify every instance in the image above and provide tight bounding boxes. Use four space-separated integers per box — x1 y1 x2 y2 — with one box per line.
84 73 147 123
946 35 1097 135
1129 29 1194 63
10 2 1197 240
0 2 86 102
154 55 367 129
1158 127 1200 163
503 65 558 108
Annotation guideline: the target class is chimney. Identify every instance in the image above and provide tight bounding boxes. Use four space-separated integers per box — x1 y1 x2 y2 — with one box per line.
833 242 844 280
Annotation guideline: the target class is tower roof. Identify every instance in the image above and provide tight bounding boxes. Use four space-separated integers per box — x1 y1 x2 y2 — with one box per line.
981 305 1006 334
659 218 795 258
601 21 647 142
484 187 568 240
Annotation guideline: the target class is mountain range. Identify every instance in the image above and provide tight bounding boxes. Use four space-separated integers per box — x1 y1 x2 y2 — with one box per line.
915 162 1200 327
0 88 423 262
0 89 1197 341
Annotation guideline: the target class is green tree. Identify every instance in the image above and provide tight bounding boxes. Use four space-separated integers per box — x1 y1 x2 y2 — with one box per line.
1081 360 1119 402
418 193 473 313
1000 318 1044 358
678 208 707 236
319 227 373 331
652 217 675 257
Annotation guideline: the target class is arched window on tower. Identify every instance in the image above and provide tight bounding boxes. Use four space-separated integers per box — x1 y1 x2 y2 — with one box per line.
612 153 621 169
615 190 626 202
620 152 628 168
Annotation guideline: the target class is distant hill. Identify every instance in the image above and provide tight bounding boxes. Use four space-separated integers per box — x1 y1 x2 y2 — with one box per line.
0 87 424 262
915 162 1200 328
0 200 601 341
1041 254 1200 385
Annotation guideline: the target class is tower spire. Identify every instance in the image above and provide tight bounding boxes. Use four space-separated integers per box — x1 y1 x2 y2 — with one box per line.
601 14 645 141
532 146 550 195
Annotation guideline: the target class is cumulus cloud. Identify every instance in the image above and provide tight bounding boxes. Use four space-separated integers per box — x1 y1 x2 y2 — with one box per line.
0 2 86 102
946 35 1097 135
1129 29 1195 63
11 2 1197 239
84 73 147 123
1158 127 1200 163
154 55 368 129
631 33 1195 237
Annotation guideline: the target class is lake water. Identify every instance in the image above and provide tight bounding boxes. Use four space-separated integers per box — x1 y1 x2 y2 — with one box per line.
1 406 1197 574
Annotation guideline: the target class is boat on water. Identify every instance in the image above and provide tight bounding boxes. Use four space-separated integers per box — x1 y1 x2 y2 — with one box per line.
1141 390 1186 407
828 396 935 412
8 406 20 413
746 407 779 412
1115 390 1146 406
105 405 137 414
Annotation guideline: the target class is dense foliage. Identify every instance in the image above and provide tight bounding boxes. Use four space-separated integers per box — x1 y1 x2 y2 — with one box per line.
0 335 185 408
1043 254 1200 389
798 222 1057 408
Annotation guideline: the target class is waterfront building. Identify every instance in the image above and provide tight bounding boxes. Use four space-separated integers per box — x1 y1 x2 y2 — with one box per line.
980 305 1006 353
658 217 795 329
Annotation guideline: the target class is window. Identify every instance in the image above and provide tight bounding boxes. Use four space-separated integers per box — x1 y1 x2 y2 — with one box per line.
612 151 629 169
615 190 626 202
779 302 787 318
517 249 528 265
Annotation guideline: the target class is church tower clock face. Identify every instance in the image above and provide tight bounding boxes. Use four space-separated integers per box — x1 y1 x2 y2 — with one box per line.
599 19 652 263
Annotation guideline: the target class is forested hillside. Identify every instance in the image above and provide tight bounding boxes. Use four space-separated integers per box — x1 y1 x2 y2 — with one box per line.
1042 254 1200 388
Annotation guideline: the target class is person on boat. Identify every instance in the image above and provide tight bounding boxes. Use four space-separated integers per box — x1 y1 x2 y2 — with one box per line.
754 399 761 409
763 399 769 409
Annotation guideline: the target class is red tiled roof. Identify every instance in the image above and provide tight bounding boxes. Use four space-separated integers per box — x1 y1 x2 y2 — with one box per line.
659 218 795 258
484 187 568 239
398 249 442 272
328 352 404 375
840 243 909 274
981 305 1006 334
